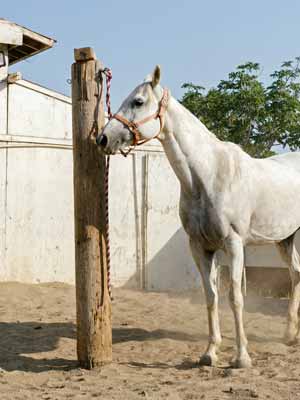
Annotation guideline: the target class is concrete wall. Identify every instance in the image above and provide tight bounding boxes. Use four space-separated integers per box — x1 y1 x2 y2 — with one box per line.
0 45 8 282
0 76 295 292
1 79 75 283
144 153 200 290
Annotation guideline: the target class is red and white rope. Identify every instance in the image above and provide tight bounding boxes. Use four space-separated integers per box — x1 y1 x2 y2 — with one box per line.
102 67 113 299
103 68 113 119
104 155 112 300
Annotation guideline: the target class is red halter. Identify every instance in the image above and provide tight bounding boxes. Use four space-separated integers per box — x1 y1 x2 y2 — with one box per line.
111 88 170 156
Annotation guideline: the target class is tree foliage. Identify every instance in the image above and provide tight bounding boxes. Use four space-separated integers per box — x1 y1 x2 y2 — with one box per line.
181 58 300 157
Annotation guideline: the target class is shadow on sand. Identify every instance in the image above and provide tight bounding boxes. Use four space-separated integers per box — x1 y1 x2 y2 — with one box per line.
0 322 205 372
0 321 77 372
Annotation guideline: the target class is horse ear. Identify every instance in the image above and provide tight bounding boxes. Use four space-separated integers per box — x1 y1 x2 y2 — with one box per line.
151 65 161 88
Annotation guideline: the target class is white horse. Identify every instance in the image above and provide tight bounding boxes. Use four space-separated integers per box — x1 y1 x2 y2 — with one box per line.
97 66 300 368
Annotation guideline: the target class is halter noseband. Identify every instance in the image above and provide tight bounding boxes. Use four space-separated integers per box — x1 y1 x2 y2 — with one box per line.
111 88 170 157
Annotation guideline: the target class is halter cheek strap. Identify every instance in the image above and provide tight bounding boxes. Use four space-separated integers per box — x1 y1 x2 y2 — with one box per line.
111 88 170 156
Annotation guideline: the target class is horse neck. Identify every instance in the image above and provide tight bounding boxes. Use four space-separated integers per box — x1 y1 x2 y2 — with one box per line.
159 96 220 197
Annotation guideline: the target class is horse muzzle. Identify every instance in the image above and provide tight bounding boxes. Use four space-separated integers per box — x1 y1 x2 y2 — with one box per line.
96 133 108 149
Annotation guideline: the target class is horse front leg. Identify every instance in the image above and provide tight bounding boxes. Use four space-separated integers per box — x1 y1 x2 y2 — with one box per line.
190 239 222 366
225 231 252 368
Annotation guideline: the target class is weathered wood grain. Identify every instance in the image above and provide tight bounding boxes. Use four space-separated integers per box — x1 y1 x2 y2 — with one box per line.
72 48 112 368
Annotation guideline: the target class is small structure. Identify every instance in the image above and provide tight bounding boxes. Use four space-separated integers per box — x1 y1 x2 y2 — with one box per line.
0 18 55 64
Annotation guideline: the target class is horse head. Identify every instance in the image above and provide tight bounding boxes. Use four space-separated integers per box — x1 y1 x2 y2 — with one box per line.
96 65 169 155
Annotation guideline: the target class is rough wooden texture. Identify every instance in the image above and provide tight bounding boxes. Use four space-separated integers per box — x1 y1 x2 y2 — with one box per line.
72 52 112 368
74 47 96 62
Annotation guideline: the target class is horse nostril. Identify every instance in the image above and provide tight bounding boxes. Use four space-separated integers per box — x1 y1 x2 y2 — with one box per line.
97 134 108 148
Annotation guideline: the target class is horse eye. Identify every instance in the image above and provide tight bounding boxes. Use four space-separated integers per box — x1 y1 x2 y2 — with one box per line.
134 98 144 107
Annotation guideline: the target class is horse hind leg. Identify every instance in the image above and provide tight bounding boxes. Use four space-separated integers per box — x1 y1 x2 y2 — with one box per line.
277 234 300 344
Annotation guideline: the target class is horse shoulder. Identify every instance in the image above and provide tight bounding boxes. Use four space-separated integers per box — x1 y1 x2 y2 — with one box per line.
214 142 252 193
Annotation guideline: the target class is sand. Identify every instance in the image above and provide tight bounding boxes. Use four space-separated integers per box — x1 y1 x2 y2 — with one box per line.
0 282 299 399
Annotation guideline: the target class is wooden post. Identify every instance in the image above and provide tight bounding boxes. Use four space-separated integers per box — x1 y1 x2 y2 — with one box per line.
72 47 112 368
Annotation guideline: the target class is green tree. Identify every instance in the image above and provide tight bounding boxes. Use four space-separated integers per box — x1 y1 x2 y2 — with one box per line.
181 58 300 157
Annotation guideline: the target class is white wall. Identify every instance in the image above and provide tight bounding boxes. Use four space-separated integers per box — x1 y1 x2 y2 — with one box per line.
4 147 75 282
1 79 75 283
8 81 72 140
0 45 8 280
144 153 200 290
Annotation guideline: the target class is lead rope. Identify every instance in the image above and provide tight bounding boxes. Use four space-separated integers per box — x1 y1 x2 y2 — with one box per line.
104 155 112 300
103 68 113 119
102 67 113 300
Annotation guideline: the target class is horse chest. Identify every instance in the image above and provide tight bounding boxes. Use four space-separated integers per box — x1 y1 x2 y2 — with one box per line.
179 196 226 250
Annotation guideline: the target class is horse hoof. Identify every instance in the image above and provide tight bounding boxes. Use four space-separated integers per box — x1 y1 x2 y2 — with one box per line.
230 356 252 369
284 334 298 346
199 353 218 367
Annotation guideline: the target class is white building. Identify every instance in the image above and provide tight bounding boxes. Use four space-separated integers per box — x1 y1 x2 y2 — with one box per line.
0 19 291 293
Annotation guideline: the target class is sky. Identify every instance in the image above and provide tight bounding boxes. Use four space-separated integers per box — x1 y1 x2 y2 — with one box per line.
2 0 300 110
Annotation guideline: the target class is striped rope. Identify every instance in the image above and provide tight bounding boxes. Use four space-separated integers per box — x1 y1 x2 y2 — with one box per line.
104 155 112 300
103 68 113 119
102 67 113 299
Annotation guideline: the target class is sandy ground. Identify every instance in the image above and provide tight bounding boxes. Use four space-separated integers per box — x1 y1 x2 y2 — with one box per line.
0 283 300 399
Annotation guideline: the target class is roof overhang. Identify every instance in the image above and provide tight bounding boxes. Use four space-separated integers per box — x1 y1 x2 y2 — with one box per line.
0 18 56 65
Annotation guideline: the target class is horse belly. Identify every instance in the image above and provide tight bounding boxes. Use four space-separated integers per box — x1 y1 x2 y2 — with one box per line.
248 187 300 244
